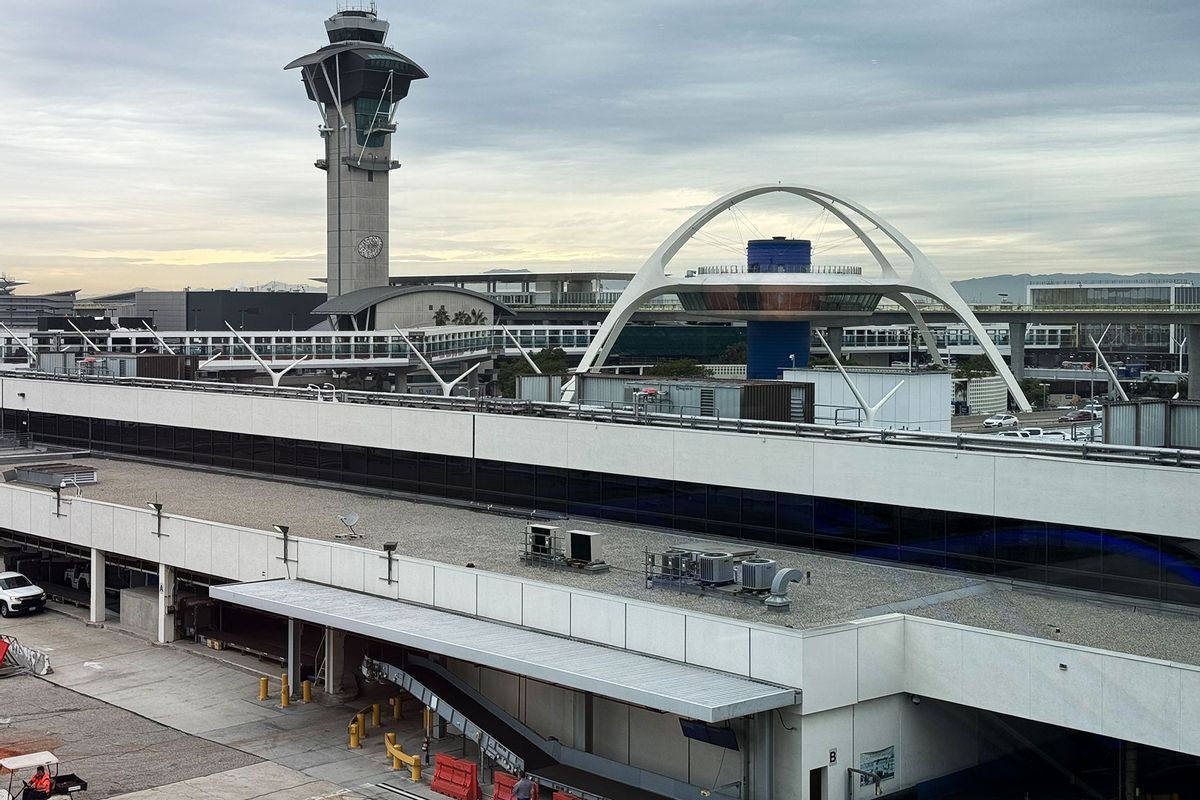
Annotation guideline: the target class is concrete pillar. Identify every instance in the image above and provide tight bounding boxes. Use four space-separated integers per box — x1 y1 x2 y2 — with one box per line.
748 712 773 800
1009 322 1026 380
825 326 844 361
287 618 302 696
1189 325 1200 401
88 548 106 625
156 563 175 644
324 626 346 693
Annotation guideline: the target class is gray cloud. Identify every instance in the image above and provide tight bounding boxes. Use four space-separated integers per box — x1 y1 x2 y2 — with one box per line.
0 0 1197 293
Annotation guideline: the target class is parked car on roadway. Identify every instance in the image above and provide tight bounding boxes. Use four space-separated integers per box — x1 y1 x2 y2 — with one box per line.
1058 409 1097 423
983 413 1018 427
0 571 46 617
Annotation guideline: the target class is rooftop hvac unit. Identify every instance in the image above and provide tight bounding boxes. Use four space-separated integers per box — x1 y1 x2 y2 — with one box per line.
567 530 603 563
739 558 778 591
526 524 561 558
698 552 735 586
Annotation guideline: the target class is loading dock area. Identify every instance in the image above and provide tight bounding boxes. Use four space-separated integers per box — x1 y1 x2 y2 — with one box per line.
211 578 795 800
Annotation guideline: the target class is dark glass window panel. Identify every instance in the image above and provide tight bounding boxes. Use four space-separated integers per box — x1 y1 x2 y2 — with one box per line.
443 457 472 500
814 497 855 538
1160 537 1200 587
674 482 708 521
193 428 212 465
742 489 776 531
293 441 320 479
947 555 994 576
419 453 446 493
602 474 638 522
154 425 174 454
637 477 673 528
71 417 90 444
708 486 741 524
1046 568 1103 592
211 430 232 468
173 426 193 463
231 433 255 469
504 463 536 500
1102 530 1160 581
900 507 945 551
393 452 419 490
476 461 504 493
536 466 568 510
318 443 343 482
900 548 947 568
123 421 139 448
341 446 368 486
856 502 898 545
569 471 603 508
856 542 899 561
251 434 272 470
812 534 856 555
777 493 813 535
993 561 1046 582
1163 584 1200 606
1046 525 1103 573
1101 576 1160 601
741 526 775 545
273 438 296 477
946 513 993 558
994 519 1046 565
139 423 155 449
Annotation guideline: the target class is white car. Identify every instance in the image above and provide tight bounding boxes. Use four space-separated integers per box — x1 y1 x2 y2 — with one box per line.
983 413 1018 428
0 571 46 617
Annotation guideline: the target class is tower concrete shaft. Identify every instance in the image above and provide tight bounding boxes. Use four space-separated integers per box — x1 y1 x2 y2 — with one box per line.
287 4 427 299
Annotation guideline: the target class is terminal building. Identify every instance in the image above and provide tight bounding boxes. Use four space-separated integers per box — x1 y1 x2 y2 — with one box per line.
2 5 1199 799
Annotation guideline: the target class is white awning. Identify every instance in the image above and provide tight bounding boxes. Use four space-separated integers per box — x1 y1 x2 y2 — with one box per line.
0 751 58 771
210 579 797 722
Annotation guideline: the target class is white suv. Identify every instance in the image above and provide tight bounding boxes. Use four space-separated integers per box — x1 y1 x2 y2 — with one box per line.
0 571 47 617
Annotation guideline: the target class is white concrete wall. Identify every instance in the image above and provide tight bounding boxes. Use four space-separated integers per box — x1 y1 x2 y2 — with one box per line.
783 368 951 431
2 375 1193 538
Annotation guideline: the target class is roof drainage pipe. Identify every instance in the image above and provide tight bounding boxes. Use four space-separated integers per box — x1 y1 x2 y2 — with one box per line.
764 568 805 611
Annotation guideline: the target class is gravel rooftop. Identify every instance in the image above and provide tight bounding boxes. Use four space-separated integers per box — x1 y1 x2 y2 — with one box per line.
49 457 1200 665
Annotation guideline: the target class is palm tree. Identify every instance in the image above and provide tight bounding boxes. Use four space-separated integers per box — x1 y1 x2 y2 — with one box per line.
433 305 450 326
451 310 471 325
468 308 488 325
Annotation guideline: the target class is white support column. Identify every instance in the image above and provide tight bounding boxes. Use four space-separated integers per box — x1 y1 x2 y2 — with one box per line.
750 711 773 800
157 563 175 644
324 626 345 693
88 548 106 625
287 619 302 696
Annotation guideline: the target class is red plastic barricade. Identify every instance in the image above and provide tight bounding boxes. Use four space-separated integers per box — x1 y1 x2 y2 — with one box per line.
552 793 582 800
431 753 482 800
491 772 539 800
0 639 9 665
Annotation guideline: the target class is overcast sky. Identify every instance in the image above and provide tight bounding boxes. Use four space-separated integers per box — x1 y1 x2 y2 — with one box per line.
1 0 1197 295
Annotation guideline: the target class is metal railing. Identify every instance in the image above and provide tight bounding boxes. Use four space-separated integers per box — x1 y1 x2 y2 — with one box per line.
693 264 864 276
11 371 1200 470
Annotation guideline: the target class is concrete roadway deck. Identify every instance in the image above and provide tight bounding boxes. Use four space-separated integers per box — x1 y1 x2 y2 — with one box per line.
0 607 489 800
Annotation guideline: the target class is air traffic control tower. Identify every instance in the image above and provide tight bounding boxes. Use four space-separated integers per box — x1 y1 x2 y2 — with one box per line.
286 3 427 298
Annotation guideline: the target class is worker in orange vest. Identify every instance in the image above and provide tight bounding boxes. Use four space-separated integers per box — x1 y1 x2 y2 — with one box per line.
25 765 53 799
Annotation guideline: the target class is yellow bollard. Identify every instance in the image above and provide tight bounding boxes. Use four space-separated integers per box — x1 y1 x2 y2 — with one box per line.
356 711 367 738
348 720 361 749
258 676 269 701
372 702 382 729
280 673 290 708
387 732 398 768
302 680 312 704
390 696 402 719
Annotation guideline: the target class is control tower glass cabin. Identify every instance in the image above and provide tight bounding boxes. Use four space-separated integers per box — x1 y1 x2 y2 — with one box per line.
286 3 427 298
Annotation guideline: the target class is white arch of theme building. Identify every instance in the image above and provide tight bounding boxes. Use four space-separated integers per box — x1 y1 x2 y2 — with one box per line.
566 184 1032 412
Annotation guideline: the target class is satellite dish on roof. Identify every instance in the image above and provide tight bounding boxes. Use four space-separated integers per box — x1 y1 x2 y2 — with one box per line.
337 512 361 539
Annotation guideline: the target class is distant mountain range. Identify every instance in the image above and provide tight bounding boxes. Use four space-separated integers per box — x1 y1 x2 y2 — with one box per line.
951 273 1200 304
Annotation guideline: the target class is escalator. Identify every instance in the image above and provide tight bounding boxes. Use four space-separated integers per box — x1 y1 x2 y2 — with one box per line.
364 655 676 800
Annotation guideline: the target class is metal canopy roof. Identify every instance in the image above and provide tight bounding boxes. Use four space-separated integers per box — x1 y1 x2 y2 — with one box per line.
210 580 797 722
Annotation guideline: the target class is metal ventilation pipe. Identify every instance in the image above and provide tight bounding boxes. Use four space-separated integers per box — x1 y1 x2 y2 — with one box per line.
764 568 806 611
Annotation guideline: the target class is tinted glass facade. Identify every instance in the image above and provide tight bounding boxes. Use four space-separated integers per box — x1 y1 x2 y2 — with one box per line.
14 410 1200 608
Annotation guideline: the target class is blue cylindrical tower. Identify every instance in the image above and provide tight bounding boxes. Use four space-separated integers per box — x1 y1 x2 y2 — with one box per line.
745 237 812 379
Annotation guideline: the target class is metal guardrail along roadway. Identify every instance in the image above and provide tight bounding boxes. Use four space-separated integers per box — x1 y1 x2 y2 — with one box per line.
10 372 1200 470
